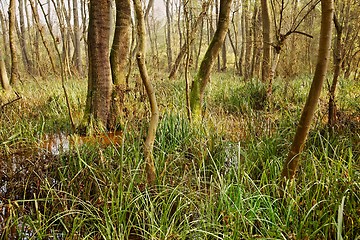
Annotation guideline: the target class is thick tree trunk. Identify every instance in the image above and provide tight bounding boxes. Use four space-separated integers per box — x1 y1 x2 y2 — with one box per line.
134 0 159 186
281 0 333 184
109 0 131 130
261 0 271 83
84 0 112 129
189 0 232 122
9 0 20 84
0 11 10 69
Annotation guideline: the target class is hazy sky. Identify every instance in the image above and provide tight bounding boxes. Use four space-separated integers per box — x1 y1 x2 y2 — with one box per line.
153 0 166 19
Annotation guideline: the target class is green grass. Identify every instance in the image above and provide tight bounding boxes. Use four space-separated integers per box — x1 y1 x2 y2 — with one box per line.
1 73 359 239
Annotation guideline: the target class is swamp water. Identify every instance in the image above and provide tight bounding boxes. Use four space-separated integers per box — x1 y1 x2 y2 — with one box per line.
0 131 123 239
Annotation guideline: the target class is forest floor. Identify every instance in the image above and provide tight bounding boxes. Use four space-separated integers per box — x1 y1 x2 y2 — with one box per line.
0 72 360 239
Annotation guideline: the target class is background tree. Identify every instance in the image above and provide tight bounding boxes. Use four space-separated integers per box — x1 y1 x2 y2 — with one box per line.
73 0 82 75
281 0 333 185
189 0 232 122
261 0 271 83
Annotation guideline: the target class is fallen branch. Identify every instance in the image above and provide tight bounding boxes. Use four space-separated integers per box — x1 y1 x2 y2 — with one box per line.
0 91 22 111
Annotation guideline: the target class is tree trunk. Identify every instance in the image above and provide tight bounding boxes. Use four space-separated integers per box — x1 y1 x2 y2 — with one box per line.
84 0 112 129
133 0 159 186
244 0 252 80
0 10 10 70
18 0 33 74
0 46 11 91
261 0 271 83
221 39 227 71
164 0 173 72
9 0 20 84
189 0 232 122
73 0 82 75
281 0 333 184
328 14 342 129
195 18 204 70
108 0 131 130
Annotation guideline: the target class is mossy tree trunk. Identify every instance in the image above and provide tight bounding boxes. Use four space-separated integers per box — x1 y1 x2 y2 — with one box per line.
133 0 159 185
281 0 333 184
189 0 232 122
84 0 113 130
9 0 20 85
108 0 131 130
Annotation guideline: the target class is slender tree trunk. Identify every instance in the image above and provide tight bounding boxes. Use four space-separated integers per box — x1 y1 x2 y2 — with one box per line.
164 0 173 72
177 2 182 53
81 0 88 69
133 0 159 186
30 0 57 74
9 0 20 84
195 18 204 70
328 14 342 129
261 0 271 83
18 0 33 74
221 38 227 71
250 2 259 78
0 46 11 91
109 0 131 130
189 0 232 122
73 0 82 75
169 3 209 80
281 0 333 184
238 1 246 77
84 0 112 129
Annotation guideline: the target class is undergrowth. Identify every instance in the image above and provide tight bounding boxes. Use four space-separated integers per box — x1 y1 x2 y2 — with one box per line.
0 73 359 239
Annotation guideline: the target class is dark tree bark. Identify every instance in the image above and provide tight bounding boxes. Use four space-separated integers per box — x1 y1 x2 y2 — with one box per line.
84 0 112 129
221 38 227 71
189 0 232 122
281 0 333 184
261 0 271 83
328 13 342 129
